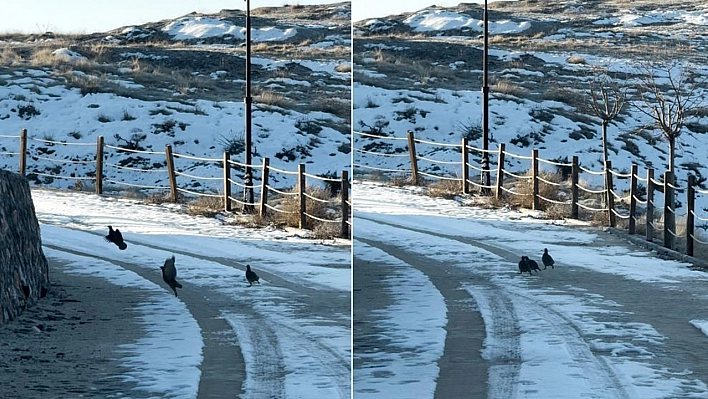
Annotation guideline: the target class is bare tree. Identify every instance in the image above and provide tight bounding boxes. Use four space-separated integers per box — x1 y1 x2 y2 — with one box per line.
586 68 627 167
634 62 706 173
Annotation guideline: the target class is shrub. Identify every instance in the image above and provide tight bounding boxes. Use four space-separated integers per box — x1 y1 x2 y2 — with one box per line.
17 104 41 119
68 131 82 140
122 109 136 121
219 132 245 155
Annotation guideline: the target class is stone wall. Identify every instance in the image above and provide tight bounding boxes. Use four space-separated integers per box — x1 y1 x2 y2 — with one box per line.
0 169 49 327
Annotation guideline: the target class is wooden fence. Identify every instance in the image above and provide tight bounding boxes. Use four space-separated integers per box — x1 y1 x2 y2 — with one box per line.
353 130 708 257
0 129 351 238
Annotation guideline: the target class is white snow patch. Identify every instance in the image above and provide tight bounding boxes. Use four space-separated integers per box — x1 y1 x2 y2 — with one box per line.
51 48 87 62
44 248 203 399
404 9 530 34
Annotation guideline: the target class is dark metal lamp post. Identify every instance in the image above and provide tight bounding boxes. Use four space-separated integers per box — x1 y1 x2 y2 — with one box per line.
244 0 254 209
481 0 491 194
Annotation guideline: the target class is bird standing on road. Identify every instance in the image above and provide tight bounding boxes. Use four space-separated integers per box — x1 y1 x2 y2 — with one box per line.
518 256 531 275
246 265 260 287
161 255 183 296
542 248 555 269
105 225 128 250
527 256 541 273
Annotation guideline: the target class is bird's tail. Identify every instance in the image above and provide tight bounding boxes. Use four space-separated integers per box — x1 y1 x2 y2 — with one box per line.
118 242 127 250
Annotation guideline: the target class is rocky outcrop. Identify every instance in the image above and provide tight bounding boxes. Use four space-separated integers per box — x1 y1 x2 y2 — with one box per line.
0 169 49 327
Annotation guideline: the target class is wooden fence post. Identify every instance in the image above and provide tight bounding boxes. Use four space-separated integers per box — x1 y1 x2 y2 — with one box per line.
223 152 232 212
165 144 177 203
571 155 579 219
298 163 307 229
95 135 104 195
687 174 696 257
605 160 615 227
341 170 350 238
259 158 270 217
495 143 505 200
664 170 675 250
461 137 469 195
646 168 654 242
19 128 27 176
532 149 539 210
628 164 638 235
407 130 418 185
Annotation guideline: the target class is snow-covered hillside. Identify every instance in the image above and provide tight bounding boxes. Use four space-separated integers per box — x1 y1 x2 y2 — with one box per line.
353 1 708 195
0 2 351 191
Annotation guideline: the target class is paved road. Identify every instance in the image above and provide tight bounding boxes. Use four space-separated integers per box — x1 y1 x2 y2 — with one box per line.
354 215 708 398
11 228 350 399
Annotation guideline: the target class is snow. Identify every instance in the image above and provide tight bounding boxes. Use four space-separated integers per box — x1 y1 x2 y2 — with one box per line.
45 247 203 399
354 242 446 399
594 9 708 27
162 16 297 42
404 9 531 33
353 40 708 195
51 48 87 62
0 69 349 190
354 181 708 398
35 187 350 398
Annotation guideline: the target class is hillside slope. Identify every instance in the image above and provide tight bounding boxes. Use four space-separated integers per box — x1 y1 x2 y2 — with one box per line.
0 2 351 191
353 0 708 193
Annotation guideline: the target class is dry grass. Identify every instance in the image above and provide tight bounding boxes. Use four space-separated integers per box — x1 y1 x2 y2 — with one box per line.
509 170 568 210
255 90 292 108
0 45 23 66
274 186 340 233
186 195 224 218
492 80 529 97
427 178 462 199
566 55 587 65
335 63 352 73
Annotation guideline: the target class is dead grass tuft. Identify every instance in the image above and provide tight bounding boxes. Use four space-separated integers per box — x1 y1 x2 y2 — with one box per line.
273 186 339 232
186 195 224 218
427 178 462 199
509 170 567 210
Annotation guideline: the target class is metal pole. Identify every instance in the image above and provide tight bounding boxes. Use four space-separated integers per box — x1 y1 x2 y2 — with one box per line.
481 0 491 194
243 0 254 210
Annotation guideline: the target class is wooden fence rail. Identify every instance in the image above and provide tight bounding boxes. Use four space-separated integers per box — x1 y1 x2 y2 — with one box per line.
1 129 351 238
354 129 707 257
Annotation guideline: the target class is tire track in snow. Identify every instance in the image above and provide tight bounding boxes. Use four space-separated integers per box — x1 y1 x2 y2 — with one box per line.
356 237 490 399
508 287 631 399
43 244 262 399
101 234 351 398
358 215 630 398
44 230 349 398
466 285 521 399
103 232 351 397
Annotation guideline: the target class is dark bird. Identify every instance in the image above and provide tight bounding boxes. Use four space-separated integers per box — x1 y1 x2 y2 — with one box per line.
161 255 183 296
246 265 260 287
518 256 532 275
105 225 127 250
542 248 555 270
527 257 541 273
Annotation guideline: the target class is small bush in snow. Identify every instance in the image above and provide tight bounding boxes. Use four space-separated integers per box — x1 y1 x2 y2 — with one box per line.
97 113 113 123
122 109 136 121
219 132 245 155
17 104 40 119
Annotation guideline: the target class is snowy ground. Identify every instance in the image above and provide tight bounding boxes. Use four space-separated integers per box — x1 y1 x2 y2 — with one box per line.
32 188 351 399
353 180 708 398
